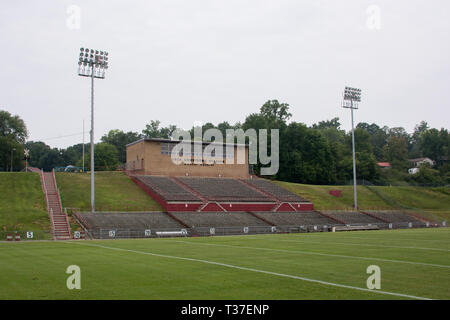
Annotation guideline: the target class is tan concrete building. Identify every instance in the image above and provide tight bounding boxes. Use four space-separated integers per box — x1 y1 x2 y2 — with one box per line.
126 138 251 178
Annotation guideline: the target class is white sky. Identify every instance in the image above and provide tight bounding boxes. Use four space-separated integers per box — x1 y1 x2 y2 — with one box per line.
1 0 449 148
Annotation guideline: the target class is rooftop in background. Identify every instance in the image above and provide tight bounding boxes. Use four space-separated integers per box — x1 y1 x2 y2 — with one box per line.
126 137 249 148
408 157 436 167
408 157 434 162
377 162 392 168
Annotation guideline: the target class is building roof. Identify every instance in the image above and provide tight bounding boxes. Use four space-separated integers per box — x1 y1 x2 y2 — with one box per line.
377 162 391 168
408 157 434 162
126 137 249 148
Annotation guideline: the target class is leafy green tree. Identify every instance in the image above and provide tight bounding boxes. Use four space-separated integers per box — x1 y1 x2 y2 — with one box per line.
25 141 50 169
142 120 177 139
383 135 409 171
242 100 292 176
421 128 449 164
409 121 429 158
0 110 28 171
101 129 141 164
357 122 388 161
339 128 379 182
312 118 346 181
278 122 335 184
406 164 444 186
260 100 292 121
312 117 341 130
81 143 119 171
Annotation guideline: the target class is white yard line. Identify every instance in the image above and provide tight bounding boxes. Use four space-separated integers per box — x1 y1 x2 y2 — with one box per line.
170 240 450 269
66 241 432 300
244 236 450 252
331 235 450 243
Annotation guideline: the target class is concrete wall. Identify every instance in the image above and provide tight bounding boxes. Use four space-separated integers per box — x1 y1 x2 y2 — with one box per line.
127 140 250 178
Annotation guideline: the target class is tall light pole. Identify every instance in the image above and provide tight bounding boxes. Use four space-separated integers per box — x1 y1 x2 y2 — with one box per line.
82 119 85 173
342 86 362 210
77 47 109 213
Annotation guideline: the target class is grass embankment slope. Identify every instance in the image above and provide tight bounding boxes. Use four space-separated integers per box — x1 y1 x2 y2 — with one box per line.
0 172 51 238
56 171 162 212
275 181 450 222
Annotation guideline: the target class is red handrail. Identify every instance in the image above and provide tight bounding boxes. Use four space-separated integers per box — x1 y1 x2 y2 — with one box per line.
41 170 55 240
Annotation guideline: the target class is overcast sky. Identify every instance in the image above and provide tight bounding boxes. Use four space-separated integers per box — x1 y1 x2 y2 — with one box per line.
1 0 449 149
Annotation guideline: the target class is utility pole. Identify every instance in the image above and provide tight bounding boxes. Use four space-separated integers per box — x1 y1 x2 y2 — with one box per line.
82 119 85 173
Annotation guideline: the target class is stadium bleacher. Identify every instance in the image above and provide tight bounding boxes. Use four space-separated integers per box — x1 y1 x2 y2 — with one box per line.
253 211 336 226
321 211 382 225
78 212 183 229
363 210 426 225
76 212 187 239
178 177 271 202
136 175 201 202
244 179 309 202
171 212 269 227
73 209 433 239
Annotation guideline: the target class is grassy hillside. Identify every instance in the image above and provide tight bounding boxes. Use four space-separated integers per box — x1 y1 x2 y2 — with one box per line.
0 172 51 238
274 181 450 222
366 186 450 222
56 171 162 212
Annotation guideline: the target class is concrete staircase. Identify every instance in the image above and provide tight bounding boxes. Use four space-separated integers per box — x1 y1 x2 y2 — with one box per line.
42 171 71 240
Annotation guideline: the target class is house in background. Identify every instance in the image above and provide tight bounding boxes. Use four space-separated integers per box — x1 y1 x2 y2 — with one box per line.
407 157 435 175
408 157 435 168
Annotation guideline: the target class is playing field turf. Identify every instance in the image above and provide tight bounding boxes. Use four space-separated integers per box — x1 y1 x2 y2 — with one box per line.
0 228 448 300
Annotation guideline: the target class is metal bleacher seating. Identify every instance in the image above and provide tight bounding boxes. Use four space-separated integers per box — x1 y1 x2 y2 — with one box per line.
171 212 270 227
245 179 308 202
136 175 200 201
322 211 382 225
254 211 336 226
79 212 183 229
363 211 425 225
178 177 271 202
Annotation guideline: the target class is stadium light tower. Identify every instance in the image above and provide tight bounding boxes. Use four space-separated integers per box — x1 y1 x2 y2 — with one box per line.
342 86 362 210
77 47 109 213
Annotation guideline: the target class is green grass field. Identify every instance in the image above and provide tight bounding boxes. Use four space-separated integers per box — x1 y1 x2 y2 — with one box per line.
55 172 162 212
0 172 51 238
1 228 448 300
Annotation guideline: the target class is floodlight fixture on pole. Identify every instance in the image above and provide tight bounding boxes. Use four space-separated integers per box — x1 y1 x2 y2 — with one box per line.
342 86 362 210
77 47 109 213
82 119 85 173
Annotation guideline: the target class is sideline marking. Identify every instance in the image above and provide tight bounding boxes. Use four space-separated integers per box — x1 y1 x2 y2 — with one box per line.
245 236 450 252
332 235 450 243
170 240 450 269
67 241 432 300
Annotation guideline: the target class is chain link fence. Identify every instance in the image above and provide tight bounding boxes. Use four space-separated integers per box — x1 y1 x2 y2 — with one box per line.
87 221 445 239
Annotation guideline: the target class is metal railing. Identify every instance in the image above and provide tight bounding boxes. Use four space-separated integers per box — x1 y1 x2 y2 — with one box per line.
84 221 445 239
52 169 71 237
41 170 55 240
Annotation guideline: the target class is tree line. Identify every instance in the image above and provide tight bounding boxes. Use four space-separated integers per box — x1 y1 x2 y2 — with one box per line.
1 101 449 186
